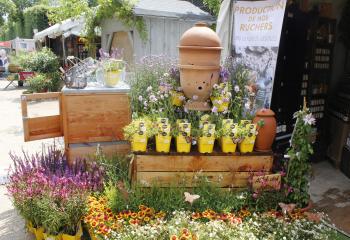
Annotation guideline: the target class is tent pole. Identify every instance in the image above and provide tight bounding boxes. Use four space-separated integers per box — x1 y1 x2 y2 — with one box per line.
62 36 66 66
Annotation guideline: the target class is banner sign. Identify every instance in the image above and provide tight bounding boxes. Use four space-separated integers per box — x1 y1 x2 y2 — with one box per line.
232 0 286 110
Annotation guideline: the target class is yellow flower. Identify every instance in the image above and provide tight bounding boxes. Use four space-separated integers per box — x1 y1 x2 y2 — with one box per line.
144 216 151 222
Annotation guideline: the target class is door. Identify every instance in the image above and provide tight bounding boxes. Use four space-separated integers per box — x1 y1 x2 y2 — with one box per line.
21 92 63 141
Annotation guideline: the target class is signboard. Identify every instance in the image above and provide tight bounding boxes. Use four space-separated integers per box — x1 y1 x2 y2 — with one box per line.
0 41 11 48
252 173 281 191
232 0 286 111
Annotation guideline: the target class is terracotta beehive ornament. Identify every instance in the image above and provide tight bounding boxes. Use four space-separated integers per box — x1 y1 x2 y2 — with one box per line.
253 108 277 152
178 22 222 111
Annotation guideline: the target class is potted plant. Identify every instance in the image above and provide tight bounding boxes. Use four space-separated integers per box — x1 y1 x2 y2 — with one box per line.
239 123 258 153
210 82 231 112
155 118 172 153
218 119 239 153
198 123 216 153
27 74 50 93
100 48 125 87
123 118 152 152
170 90 186 107
175 120 192 153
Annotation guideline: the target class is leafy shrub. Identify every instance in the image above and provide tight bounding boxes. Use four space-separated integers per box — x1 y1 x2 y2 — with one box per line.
27 74 50 93
20 47 59 73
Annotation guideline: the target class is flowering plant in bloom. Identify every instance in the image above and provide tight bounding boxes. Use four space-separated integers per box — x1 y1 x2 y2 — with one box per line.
96 209 334 240
284 103 315 207
6 146 104 234
84 196 166 238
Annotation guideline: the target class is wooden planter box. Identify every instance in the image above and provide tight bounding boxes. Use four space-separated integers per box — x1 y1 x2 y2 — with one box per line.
131 152 273 188
21 86 131 163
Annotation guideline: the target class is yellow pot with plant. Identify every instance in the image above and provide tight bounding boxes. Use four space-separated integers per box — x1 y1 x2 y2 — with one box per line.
103 59 125 87
34 227 45 240
171 91 185 107
88 229 98 240
198 123 216 153
239 124 257 153
61 222 83 240
124 119 151 152
219 120 238 153
176 122 191 153
26 221 35 234
43 232 62 240
210 82 231 112
155 119 171 153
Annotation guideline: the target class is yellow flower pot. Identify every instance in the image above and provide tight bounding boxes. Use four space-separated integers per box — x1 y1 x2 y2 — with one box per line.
198 136 215 153
131 134 148 152
88 229 98 240
61 223 82 240
239 136 256 153
26 221 35 233
176 136 191 153
211 96 229 112
34 227 45 240
156 135 171 153
221 136 237 153
43 232 62 240
104 70 123 87
171 91 184 107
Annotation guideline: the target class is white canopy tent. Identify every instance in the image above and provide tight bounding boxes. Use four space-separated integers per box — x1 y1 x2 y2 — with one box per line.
34 16 85 41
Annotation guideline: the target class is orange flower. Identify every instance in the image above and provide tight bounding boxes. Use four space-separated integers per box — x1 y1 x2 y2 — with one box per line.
170 235 179 240
137 211 146 219
191 212 201 220
129 219 139 225
131 212 138 219
139 205 147 211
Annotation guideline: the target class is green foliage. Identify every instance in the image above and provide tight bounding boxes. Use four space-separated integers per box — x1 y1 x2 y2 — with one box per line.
27 74 50 92
106 173 286 215
284 106 315 207
23 4 49 38
85 0 147 48
48 0 89 24
20 47 59 73
203 0 222 17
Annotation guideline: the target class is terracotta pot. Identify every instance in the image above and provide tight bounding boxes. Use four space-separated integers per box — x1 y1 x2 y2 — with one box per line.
179 64 220 110
180 22 221 47
300 199 313 213
179 46 222 66
253 109 277 152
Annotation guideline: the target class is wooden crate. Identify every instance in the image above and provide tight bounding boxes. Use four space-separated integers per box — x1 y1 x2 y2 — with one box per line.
62 92 131 144
132 152 273 188
68 141 130 164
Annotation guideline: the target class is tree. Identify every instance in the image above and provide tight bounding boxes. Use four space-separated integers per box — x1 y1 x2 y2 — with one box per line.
48 0 90 24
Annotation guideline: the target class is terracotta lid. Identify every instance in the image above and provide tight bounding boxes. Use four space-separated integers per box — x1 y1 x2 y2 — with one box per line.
256 108 275 117
179 22 221 47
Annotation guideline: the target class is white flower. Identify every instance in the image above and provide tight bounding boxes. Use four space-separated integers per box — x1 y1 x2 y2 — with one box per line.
234 85 240 92
192 95 199 100
179 95 186 101
213 84 219 89
217 99 223 105
149 94 158 103
303 113 316 125
164 93 169 98
143 100 148 106
160 94 164 99
245 102 251 110
146 86 153 92
163 72 169 77
138 95 143 101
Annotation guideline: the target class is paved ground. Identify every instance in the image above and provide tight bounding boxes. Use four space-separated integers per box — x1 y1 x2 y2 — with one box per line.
0 79 349 239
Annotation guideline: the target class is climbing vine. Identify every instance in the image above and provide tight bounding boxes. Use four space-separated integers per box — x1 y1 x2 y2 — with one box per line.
85 0 147 49
284 103 315 207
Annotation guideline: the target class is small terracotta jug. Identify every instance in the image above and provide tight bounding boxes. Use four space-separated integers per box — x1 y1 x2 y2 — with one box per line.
253 109 277 152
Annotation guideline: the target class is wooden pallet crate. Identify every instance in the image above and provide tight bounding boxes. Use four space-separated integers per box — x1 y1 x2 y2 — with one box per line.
131 152 273 188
